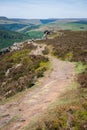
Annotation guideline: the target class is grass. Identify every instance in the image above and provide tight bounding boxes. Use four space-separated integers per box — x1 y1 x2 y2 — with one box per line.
7 49 31 63
24 31 87 130
0 46 49 99
25 79 87 130
75 62 87 74
35 21 87 33
23 81 79 130
47 83 78 112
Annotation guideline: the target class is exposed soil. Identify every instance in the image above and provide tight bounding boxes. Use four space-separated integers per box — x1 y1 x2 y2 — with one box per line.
0 42 75 130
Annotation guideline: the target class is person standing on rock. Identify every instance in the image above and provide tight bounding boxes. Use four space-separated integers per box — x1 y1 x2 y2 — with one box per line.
43 30 51 39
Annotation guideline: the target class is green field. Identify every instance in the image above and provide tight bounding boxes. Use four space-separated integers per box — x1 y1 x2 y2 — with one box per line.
26 31 44 39
38 21 87 31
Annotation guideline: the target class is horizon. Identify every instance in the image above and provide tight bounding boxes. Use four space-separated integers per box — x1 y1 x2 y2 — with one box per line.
0 0 87 19
0 16 87 20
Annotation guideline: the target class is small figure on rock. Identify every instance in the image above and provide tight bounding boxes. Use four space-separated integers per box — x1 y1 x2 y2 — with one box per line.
43 30 51 39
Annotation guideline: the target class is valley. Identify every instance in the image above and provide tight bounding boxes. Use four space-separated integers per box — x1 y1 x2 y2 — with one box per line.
0 17 87 49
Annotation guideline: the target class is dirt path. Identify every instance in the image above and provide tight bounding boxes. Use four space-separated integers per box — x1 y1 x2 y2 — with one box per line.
0 43 75 130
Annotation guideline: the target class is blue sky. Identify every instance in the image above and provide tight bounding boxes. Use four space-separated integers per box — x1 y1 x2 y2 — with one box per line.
0 0 87 18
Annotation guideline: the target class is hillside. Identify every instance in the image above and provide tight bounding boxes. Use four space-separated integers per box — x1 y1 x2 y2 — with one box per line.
0 43 49 99
0 31 87 130
35 31 87 130
0 30 29 49
0 23 41 32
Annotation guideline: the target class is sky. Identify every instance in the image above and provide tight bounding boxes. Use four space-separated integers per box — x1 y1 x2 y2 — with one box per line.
0 0 87 19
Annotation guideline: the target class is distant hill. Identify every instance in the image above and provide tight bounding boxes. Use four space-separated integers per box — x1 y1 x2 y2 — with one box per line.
0 17 41 25
0 17 87 32
0 17 87 49
0 17 58 25
0 17 87 25
40 19 57 24
0 30 29 49
0 23 28 31
0 16 8 20
0 17 58 32
0 24 42 34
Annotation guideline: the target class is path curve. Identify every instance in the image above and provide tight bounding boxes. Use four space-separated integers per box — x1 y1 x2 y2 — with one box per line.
0 43 75 130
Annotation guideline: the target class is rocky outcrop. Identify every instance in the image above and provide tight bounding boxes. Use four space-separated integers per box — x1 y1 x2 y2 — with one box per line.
5 63 22 77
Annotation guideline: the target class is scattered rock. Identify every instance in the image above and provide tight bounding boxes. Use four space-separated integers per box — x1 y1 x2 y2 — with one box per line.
5 90 14 98
5 69 10 77
14 63 22 69
6 103 19 108
19 109 22 111
0 118 10 129
2 114 10 118
80 121 87 130
5 63 22 77
17 118 26 122
1 81 7 87
12 123 21 130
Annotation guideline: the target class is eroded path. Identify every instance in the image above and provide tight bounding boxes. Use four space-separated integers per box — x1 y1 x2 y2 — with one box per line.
0 43 75 130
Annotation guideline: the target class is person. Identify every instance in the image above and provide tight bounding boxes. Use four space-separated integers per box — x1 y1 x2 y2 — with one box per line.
43 30 51 39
